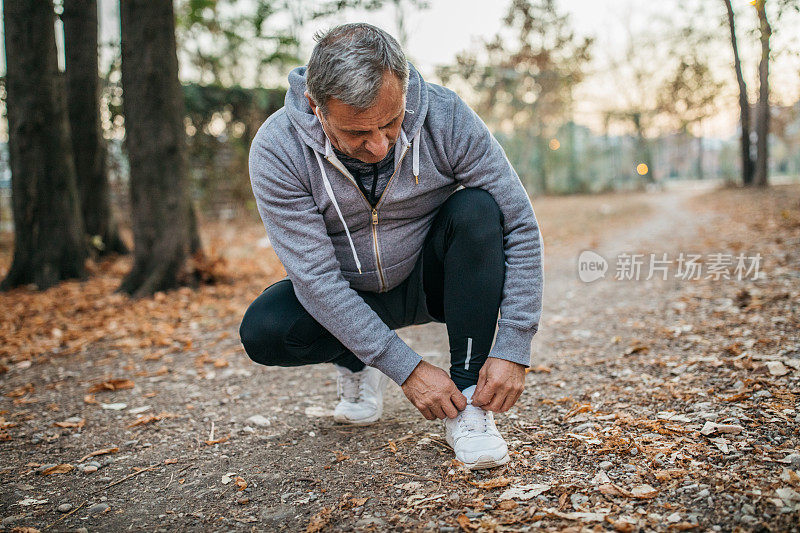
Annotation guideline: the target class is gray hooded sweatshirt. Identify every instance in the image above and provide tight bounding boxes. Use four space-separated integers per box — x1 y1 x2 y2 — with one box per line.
248 63 544 386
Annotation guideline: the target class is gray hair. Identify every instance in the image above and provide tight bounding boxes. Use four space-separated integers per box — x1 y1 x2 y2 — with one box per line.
306 23 409 115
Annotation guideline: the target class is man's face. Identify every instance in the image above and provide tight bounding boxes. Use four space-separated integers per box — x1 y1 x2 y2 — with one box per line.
307 73 405 164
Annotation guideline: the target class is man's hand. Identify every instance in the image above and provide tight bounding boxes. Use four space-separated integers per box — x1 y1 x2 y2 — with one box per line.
401 360 467 420
471 357 526 412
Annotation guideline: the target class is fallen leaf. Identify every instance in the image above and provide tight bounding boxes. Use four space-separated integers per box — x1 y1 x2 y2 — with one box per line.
630 484 658 499
332 450 349 462
79 447 119 463
497 499 518 510
546 508 607 522
498 484 551 501
53 418 85 429
88 379 134 393
469 476 511 489
709 437 730 453
204 435 230 445
127 412 176 428
235 476 247 491
306 506 332 533
591 471 612 484
6 383 34 398
599 483 658 499
40 463 74 475
456 514 477 530
654 468 688 482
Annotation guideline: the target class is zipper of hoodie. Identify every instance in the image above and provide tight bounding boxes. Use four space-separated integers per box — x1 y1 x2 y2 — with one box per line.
326 141 411 292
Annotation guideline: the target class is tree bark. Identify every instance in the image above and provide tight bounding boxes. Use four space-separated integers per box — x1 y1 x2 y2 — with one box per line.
696 135 704 180
63 0 129 256
119 0 198 297
754 0 771 187
723 0 755 186
1 0 88 291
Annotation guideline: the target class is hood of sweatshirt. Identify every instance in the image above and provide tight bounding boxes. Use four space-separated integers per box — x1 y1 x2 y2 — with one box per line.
282 62 430 275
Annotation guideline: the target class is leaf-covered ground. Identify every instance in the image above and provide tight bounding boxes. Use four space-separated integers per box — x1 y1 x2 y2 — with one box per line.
0 184 798 532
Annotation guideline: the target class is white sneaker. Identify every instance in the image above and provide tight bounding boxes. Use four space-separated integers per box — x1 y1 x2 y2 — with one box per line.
445 385 510 470
332 365 388 425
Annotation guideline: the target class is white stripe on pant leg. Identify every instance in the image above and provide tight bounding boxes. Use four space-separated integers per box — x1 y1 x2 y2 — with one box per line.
464 337 472 370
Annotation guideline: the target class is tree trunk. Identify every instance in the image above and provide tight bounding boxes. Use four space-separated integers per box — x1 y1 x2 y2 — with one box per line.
119 0 197 297
724 0 755 186
1 0 88 292
754 0 771 187
63 0 128 256
535 120 548 194
696 135 704 180
567 119 579 193
632 112 655 184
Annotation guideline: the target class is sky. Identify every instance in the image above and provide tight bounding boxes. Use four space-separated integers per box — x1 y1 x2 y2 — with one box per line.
1 0 799 140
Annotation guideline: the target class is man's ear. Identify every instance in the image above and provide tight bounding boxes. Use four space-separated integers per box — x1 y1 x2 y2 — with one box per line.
304 91 319 115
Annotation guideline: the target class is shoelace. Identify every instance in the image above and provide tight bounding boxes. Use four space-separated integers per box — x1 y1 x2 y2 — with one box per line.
458 401 490 433
337 372 364 403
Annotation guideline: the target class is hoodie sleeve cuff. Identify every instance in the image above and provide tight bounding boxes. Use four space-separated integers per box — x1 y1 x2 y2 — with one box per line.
487 321 538 367
370 333 423 386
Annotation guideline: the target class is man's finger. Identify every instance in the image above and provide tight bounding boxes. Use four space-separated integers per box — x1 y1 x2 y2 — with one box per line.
452 391 468 411
485 390 507 412
499 391 518 412
472 379 494 406
442 399 459 419
420 406 435 421
431 405 447 420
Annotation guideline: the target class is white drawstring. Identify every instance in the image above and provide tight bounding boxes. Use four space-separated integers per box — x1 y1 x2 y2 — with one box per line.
313 149 362 274
412 129 421 184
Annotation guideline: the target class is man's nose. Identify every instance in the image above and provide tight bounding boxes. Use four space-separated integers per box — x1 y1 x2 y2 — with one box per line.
364 131 390 158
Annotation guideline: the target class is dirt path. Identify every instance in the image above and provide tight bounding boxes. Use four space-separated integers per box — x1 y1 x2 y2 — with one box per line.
1 186 798 532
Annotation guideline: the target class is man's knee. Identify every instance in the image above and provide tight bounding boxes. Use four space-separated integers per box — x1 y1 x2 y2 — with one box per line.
445 188 503 241
239 280 293 366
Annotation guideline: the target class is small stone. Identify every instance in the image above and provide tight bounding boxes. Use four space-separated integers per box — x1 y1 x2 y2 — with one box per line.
260 505 294 525
246 415 271 427
87 502 110 514
666 512 681 523
355 516 386 528
570 493 589 508
766 361 789 376
83 465 98 473
57 503 73 513
598 461 613 470
573 422 598 433
2 515 25 526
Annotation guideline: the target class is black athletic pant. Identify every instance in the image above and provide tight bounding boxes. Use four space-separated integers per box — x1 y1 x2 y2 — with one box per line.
239 187 506 390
